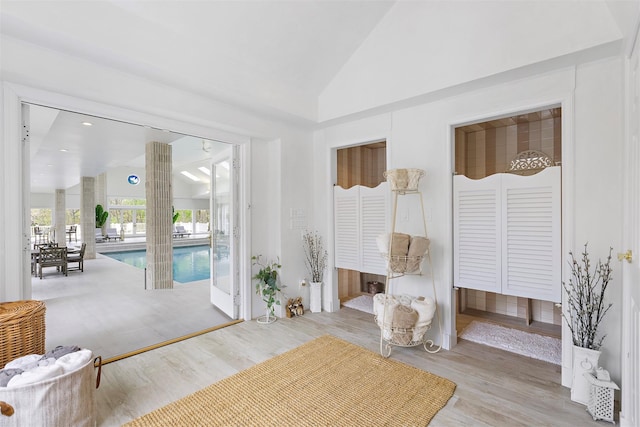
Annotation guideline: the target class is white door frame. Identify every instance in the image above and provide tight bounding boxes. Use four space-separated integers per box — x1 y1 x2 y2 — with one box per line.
210 146 239 319
1 82 251 318
447 94 575 387
619 19 640 425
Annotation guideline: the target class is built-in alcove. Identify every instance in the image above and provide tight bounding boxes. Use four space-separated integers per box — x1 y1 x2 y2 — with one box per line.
336 141 386 300
454 108 562 334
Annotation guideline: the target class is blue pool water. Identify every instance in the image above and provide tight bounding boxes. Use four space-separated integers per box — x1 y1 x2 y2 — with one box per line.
105 245 211 283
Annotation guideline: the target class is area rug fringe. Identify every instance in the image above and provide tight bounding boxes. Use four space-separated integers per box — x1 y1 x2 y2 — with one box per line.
460 320 561 365
124 335 456 427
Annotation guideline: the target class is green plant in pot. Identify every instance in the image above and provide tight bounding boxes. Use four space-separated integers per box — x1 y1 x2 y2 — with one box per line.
95 204 109 228
252 255 282 324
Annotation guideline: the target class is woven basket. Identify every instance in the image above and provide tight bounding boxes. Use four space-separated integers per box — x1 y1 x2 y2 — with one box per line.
0 300 46 369
383 168 425 192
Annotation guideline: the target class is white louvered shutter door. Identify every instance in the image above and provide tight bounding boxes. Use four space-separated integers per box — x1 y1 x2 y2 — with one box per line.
502 167 561 301
454 174 502 293
360 183 389 275
334 185 360 271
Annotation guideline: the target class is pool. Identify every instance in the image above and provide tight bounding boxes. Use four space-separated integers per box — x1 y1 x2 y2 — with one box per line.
105 245 214 283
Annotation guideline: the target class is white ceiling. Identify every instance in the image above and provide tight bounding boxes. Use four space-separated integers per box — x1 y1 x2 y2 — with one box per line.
1 0 395 123
1 1 396 194
28 104 229 194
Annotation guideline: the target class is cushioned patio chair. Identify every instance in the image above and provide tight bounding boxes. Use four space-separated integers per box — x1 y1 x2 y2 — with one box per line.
105 228 120 241
95 229 105 243
173 225 191 238
67 243 87 272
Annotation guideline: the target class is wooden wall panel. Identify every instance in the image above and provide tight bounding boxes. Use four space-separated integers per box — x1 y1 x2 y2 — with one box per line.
455 114 562 178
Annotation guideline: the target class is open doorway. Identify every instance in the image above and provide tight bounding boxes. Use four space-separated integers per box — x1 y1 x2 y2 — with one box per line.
335 140 387 306
25 102 241 360
453 107 563 361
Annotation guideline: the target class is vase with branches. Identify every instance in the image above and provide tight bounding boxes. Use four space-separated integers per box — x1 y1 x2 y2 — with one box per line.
252 255 281 324
303 231 328 283
562 242 613 405
562 243 613 350
303 231 327 313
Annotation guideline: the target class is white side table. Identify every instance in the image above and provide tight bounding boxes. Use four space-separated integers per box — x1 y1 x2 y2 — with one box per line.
584 372 619 424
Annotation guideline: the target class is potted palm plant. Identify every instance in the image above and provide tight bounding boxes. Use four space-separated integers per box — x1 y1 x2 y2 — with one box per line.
252 255 282 324
302 231 328 313
562 243 613 405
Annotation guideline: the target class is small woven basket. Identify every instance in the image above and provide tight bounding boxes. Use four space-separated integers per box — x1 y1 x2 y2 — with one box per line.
383 168 425 192
0 300 46 368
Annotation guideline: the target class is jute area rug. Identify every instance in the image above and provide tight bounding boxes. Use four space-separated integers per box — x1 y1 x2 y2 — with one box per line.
124 335 456 427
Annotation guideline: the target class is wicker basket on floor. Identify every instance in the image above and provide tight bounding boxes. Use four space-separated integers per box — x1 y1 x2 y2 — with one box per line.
0 300 46 368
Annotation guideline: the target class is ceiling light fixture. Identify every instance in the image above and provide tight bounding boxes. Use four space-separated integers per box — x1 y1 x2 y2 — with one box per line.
59 149 68 152
198 166 210 176
180 171 200 182
82 121 93 126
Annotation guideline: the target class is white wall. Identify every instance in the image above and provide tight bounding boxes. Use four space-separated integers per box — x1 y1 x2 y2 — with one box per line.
249 129 314 319
572 57 624 382
314 58 623 384
318 1 622 121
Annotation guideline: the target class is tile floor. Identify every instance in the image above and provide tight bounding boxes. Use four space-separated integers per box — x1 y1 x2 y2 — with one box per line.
31 249 232 361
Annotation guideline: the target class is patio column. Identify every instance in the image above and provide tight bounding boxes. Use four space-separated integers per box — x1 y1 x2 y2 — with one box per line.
54 189 65 245
145 141 173 289
81 177 96 259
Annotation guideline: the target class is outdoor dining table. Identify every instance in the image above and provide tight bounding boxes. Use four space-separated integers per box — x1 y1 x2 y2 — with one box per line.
30 247 80 275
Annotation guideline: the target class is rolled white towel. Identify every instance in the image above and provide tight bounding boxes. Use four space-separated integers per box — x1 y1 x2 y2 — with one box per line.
4 354 41 371
7 364 64 388
373 293 396 317
397 294 413 307
376 234 389 254
411 296 436 326
373 294 398 328
38 357 57 367
55 349 93 373
373 293 386 319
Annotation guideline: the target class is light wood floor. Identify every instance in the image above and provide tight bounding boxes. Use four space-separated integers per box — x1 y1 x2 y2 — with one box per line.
98 307 601 426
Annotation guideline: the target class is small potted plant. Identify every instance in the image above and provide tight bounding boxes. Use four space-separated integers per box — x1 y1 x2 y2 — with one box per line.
561 243 613 405
252 255 282 324
302 231 328 313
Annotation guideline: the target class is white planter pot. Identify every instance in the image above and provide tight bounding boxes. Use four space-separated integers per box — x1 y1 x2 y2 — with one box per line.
257 306 276 324
310 282 322 313
571 345 601 405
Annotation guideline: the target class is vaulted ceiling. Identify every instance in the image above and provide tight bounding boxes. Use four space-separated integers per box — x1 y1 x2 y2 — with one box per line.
0 1 636 194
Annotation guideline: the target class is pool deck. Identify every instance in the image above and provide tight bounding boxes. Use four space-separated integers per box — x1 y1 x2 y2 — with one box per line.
96 234 210 253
